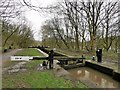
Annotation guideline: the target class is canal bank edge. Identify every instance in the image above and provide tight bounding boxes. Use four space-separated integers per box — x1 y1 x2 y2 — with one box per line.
85 61 120 82
38 47 120 83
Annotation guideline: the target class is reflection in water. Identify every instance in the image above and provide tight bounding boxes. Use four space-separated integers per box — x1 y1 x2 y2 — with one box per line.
68 67 120 88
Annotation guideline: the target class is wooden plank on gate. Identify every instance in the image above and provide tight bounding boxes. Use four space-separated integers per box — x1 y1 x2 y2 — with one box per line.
10 56 33 61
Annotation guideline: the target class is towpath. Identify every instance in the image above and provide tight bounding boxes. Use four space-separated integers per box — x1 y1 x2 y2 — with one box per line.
0 49 22 68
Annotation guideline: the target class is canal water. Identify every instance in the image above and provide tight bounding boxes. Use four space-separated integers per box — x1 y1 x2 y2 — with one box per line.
68 67 120 88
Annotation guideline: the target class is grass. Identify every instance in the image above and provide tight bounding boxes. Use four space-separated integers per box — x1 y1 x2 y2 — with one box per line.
2 60 17 68
2 60 88 88
0 47 2 54
2 48 87 88
118 70 120 73
102 50 118 61
2 70 87 88
2 48 44 68
25 60 43 70
15 48 44 56
56 48 118 61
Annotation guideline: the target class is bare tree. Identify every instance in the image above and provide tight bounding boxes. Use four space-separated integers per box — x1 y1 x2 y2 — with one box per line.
21 0 120 53
41 20 61 48
2 24 21 47
0 0 27 48
51 17 70 48
80 0 104 51
100 1 119 51
0 0 24 20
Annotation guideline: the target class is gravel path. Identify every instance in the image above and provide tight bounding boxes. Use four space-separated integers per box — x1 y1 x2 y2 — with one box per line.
1 49 24 75
0 49 22 68
1 49 22 60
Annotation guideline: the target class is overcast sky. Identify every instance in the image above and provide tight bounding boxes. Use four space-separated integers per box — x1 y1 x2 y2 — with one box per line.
24 0 59 41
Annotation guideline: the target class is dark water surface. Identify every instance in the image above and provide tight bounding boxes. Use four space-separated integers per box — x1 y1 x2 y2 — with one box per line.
68 67 120 88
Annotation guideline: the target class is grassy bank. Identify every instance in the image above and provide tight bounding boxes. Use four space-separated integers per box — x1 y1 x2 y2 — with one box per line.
55 48 118 61
3 71 87 88
2 48 88 88
3 60 87 88
15 48 44 56
3 48 44 68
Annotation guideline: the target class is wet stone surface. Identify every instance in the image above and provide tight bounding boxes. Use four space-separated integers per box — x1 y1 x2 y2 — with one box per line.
3 62 27 74
87 60 118 71
53 60 77 82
